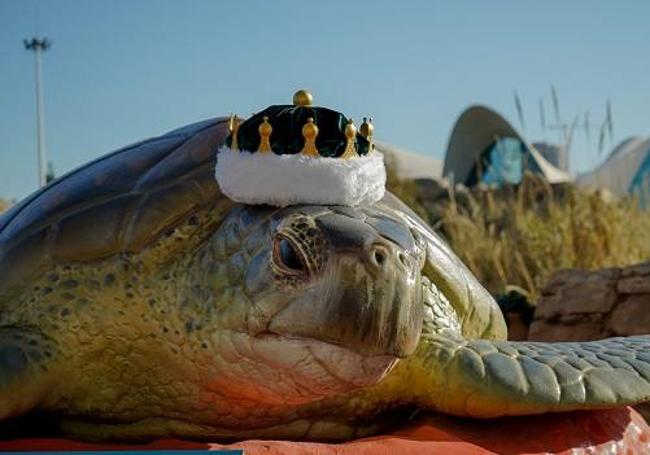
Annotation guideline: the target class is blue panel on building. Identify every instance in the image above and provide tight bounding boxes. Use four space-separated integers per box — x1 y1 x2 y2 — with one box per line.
629 149 650 208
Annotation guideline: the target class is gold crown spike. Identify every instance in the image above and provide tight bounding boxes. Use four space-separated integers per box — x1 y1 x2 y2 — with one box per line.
293 89 314 107
228 114 241 151
300 117 320 157
341 119 358 159
360 117 374 139
360 117 375 152
257 116 273 153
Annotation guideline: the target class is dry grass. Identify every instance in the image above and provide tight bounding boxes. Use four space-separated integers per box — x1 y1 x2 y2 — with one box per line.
385 159 650 300
438 175 650 300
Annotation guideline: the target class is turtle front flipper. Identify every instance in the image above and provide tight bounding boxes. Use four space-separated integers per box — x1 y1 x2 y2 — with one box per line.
0 327 59 420
409 334 650 418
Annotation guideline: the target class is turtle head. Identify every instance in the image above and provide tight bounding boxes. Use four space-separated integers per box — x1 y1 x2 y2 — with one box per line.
264 208 425 358
196 205 425 405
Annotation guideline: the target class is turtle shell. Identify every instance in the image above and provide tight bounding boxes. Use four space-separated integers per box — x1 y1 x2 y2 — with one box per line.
0 117 231 297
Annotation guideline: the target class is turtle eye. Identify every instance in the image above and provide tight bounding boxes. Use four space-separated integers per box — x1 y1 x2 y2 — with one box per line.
273 236 307 275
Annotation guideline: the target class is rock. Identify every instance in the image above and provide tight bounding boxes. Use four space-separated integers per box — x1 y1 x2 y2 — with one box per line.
617 275 650 294
609 294 650 336
528 320 606 342
495 286 535 341
504 313 530 341
413 178 449 202
621 262 650 278
530 261 650 342
533 268 619 320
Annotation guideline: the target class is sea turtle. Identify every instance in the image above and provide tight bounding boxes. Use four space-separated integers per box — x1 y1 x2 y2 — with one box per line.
0 117 649 442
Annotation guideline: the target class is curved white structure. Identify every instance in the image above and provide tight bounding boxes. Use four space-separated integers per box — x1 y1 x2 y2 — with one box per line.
374 141 443 180
577 137 650 197
443 105 570 186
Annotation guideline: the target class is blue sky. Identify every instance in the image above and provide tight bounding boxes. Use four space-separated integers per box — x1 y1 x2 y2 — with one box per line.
1 0 649 200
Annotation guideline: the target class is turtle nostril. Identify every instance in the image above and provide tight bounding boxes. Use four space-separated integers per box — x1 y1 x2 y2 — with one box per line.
374 251 385 265
398 252 408 266
371 247 388 268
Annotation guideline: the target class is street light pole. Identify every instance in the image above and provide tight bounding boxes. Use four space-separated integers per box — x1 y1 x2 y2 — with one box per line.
24 37 51 188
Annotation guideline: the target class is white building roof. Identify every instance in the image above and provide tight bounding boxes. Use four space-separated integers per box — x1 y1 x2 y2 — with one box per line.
374 141 443 181
443 105 571 185
577 137 650 195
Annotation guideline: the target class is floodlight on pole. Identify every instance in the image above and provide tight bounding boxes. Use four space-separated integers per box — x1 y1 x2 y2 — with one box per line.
24 37 51 188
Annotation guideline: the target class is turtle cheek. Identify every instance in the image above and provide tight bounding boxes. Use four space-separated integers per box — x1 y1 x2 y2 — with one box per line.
244 249 274 297
240 248 308 335
394 271 424 356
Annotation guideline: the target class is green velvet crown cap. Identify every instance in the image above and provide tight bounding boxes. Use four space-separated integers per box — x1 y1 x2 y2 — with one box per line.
215 90 386 207
225 92 371 157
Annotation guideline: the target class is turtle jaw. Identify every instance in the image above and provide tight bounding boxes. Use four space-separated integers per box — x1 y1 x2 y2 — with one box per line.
208 329 398 407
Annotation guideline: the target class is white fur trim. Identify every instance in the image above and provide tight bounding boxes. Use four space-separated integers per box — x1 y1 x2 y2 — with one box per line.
215 147 386 207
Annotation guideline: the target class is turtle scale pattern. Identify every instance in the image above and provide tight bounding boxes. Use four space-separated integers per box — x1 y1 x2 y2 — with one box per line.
0 119 235 299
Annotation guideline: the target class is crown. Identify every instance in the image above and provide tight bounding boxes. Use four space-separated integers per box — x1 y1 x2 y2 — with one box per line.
215 90 386 207
224 89 375 158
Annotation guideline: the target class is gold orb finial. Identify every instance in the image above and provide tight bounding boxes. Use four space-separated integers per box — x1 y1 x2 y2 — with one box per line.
228 113 241 151
341 119 358 159
293 89 314 107
258 116 273 153
300 117 320 157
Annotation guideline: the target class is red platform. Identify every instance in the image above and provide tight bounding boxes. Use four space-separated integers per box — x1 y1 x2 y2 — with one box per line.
1 407 648 454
